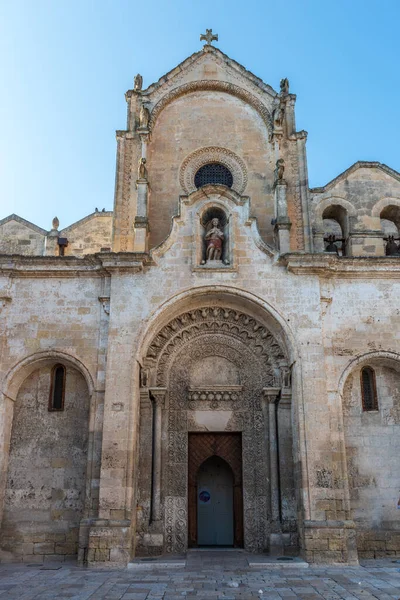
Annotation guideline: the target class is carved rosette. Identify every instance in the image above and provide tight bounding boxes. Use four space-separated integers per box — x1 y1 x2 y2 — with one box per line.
179 146 248 195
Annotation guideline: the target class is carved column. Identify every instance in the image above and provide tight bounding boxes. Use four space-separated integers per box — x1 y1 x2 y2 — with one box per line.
277 390 294 527
261 388 281 528
149 388 167 522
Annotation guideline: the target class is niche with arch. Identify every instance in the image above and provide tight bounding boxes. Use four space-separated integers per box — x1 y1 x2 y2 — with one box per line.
0 363 91 561
198 205 231 267
322 204 349 256
342 358 400 557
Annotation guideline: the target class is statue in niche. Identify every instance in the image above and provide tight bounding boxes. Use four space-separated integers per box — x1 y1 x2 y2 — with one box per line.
280 78 289 95
134 74 143 91
138 157 147 180
205 217 224 261
274 158 285 182
139 105 150 128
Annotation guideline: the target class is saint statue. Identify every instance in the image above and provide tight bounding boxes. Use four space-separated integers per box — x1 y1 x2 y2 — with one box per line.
138 157 147 180
272 99 284 129
134 74 143 91
280 78 289 95
205 218 224 261
139 105 150 128
274 158 285 182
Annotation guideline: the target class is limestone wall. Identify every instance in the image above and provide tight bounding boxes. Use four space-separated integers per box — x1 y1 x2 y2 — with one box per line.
343 363 400 558
0 366 90 563
0 217 45 256
61 212 113 256
147 91 274 248
311 163 400 255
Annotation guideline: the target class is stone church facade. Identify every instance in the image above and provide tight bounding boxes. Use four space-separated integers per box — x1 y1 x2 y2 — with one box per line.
0 39 400 566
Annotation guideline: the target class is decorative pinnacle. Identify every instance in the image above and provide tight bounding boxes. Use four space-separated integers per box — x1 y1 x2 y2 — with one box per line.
200 29 218 46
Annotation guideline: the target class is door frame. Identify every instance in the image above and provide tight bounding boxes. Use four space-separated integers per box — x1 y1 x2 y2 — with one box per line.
188 432 243 547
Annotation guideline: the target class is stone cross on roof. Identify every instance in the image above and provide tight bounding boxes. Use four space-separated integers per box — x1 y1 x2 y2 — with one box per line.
200 29 218 46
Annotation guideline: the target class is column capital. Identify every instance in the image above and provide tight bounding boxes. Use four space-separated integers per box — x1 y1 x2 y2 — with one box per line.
149 387 167 407
262 387 281 403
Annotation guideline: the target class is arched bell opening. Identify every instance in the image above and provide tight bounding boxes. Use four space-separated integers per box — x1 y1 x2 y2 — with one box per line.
380 205 400 255
322 204 349 256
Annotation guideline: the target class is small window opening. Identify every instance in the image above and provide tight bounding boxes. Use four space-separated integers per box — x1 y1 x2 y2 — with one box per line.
49 364 66 411
361 366 378 411
194 163 233 189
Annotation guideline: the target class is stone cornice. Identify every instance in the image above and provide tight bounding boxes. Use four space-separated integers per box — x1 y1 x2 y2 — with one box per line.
310 161 400 194
0 252 152 278
283 253 400 278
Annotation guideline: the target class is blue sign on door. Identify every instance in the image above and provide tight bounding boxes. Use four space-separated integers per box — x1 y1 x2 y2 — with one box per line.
199 489 211 504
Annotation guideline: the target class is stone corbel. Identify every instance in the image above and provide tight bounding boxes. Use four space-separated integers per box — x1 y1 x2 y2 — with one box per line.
0 296 11 312
98 296 110 316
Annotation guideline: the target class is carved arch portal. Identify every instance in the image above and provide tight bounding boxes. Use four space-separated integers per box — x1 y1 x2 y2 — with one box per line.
137 304 295 556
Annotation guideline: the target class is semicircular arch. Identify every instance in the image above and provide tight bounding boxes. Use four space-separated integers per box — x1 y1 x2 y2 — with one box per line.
371 197 400 218
137 285 296 368
337 350 400 399
148 80 273 136
314 196 357 225
2 350 95 402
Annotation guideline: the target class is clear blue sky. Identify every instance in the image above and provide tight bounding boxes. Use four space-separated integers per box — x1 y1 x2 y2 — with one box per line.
0 0 399 230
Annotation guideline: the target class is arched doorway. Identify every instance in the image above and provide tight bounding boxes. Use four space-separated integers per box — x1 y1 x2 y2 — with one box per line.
188 432 243 548
197 456 234 546
136 294 297 557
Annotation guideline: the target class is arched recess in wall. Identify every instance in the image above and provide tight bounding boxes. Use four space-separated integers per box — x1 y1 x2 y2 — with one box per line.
148 81 273 135
133 286 306 556
0 351 94 563
338 351 400 558
314 197 356 256
145 82 274 249
371 198 400 253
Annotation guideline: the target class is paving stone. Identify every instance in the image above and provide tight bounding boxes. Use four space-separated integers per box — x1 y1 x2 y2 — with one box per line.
0 554 400 599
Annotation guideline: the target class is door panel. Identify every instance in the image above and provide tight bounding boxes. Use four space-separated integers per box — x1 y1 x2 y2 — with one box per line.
188 432 243 547
197 456 234 546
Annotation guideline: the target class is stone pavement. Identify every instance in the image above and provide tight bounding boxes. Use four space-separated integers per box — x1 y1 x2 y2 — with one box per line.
0 551 400 599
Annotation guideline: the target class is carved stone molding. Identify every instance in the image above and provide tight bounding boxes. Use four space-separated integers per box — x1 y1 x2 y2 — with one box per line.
145 306 286 387
148 80 273 135
188 386 242 402
179 146 248 195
